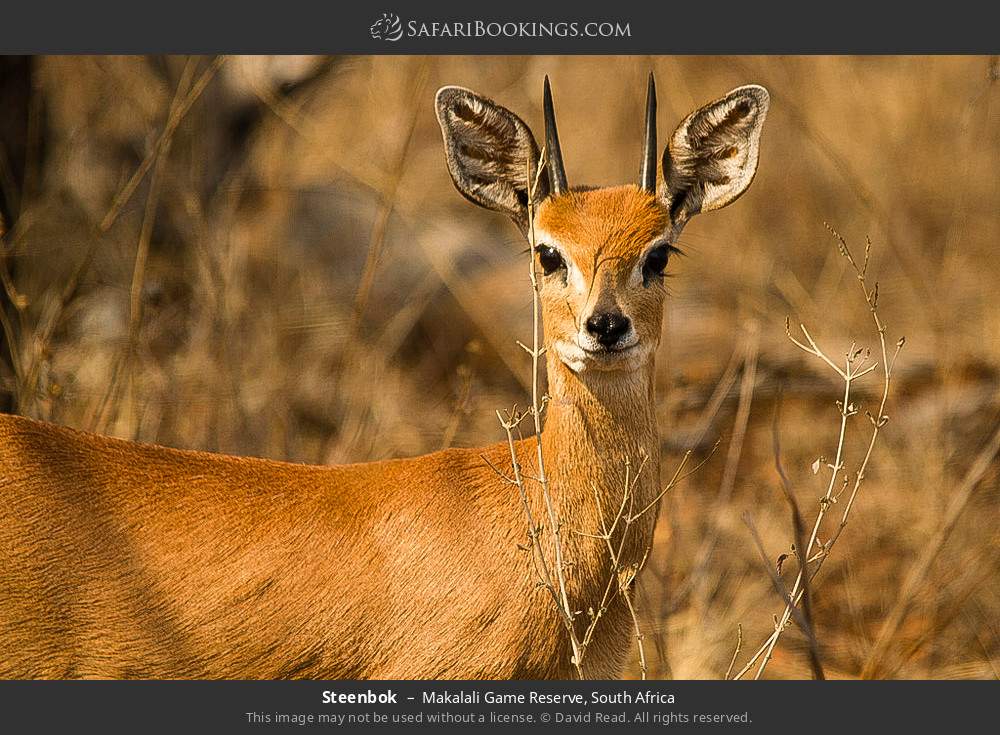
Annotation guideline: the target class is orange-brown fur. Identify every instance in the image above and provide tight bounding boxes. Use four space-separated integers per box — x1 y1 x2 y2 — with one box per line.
537 186 670 259
0 415 549 678
0 364 657 679
0 191 668 680
534 186 673 380
2 74 770 679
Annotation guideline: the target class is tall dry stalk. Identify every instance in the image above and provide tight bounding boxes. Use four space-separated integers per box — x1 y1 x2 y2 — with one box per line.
491 152 708 679
574 450 705 679
731 227 903 680
493 149 584 675
0 55 229 427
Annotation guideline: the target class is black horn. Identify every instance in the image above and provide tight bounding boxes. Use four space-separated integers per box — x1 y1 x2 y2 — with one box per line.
543 76 567 196
640 72 657 194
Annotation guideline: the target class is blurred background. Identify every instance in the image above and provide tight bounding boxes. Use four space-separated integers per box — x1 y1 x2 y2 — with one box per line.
0 55 997 679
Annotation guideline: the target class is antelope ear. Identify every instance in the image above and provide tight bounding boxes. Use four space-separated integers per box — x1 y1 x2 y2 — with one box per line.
436 86 547 230
662 85 769 224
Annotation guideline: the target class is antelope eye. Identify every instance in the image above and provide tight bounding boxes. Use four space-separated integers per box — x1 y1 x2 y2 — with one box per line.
535 245 565 276
642 244 671 281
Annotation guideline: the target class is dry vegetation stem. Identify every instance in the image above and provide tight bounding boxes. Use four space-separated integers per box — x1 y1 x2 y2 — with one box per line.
733 228 903 680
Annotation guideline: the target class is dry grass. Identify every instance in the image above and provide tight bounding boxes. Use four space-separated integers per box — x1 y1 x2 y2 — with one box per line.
1 55 998 679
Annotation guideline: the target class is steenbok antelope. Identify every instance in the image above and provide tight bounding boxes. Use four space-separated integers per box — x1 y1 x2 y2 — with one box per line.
0 75 768 679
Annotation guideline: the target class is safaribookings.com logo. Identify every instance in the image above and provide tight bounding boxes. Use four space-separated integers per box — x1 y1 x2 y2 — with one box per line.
370 13 404 41
370 13 631 42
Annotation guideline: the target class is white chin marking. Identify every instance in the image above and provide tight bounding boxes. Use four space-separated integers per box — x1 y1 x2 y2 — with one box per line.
554 341 589 373
554 340 648 373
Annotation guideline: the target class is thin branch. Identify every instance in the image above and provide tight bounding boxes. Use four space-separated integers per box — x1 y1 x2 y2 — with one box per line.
724 624 743 681
350 59 430 328
772 391 825 679
742 512 823 678
17 56 225 418
89 58 199 433
496 408 565 619
734 229 902 680
523 149 583 675
633 444 718 520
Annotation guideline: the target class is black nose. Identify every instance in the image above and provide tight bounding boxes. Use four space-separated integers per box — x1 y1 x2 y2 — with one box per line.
586 311 631 347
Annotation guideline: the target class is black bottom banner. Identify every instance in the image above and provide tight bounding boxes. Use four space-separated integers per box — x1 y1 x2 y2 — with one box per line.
0 680 992 733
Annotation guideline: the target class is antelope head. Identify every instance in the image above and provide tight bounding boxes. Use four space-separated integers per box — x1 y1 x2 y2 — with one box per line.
436 74 769 375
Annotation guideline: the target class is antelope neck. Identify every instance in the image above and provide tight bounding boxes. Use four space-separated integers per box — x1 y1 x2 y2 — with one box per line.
540 351 661 514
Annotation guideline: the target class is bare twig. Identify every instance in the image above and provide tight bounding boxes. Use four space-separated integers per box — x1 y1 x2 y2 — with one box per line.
351 59 430 328
522 151 584 675
724 624 743 680
90 58 199 433
492 148 586 677
497 407 565 619
98 57 226 234
733 228 903 680
17 56 226 418
578 452 675 680
523 162 580 673
742 511 825 680
0 214 23 404
771 391 825 679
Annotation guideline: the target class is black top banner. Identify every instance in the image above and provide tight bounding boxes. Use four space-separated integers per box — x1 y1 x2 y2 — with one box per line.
2 0 998 54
